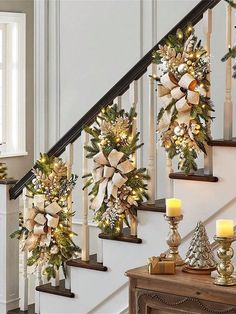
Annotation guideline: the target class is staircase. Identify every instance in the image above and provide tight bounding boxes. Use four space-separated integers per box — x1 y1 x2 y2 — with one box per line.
27 144 236 314
2 0 236 313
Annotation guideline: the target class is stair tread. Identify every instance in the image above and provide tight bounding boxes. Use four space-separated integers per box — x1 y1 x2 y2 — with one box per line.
209 139 236 147
137 199 166 212
67 253 108 271
99 227 142 244
36 279 74 298
169 168 218 182
8 304 35 314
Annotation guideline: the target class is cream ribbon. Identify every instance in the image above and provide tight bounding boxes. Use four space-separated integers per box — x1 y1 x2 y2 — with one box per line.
91 149 135 211
157 72 200 132
24 196 62 251
158 72 200 112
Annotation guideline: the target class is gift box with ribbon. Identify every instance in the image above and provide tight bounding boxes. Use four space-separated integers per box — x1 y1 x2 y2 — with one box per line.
148 253 176 275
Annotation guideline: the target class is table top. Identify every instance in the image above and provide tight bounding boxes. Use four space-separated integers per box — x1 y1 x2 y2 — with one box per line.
126 265 236 306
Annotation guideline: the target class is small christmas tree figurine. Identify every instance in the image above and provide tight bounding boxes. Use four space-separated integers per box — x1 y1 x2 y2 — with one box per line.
0 162 7 179
183 221 216 274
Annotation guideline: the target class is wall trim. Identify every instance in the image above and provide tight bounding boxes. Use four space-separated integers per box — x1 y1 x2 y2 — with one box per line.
34 0 48 159
34 0 61 158
48 0 61 145
152 0 158 46
138 0 144 168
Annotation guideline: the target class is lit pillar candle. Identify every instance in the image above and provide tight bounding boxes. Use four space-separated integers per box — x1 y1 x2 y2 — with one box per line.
166 198 182 217
216 219 234 237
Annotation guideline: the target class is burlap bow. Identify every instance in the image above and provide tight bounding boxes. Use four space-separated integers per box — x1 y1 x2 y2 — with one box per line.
91 149 135 211
158 72 200 112
24 195 62 251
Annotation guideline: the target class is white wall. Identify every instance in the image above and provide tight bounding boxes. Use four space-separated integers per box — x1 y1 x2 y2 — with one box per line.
57 0 200 139
59 0 141 137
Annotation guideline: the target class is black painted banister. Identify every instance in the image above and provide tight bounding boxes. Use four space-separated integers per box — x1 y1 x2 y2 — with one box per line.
9 0 221 199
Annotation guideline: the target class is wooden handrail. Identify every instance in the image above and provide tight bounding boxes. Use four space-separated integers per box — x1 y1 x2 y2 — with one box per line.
9 0 221 199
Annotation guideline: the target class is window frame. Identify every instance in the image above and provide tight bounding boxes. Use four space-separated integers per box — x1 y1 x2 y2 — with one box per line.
0 12 27 158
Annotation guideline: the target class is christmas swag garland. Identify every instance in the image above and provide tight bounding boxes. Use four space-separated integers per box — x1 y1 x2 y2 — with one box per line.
153 26 214 174
83 105 149 235
11 154 80 280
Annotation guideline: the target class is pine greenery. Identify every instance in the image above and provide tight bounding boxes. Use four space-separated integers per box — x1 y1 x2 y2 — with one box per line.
83 104 149 235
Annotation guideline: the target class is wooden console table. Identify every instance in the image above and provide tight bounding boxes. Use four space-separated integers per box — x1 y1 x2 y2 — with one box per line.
126 266 236 314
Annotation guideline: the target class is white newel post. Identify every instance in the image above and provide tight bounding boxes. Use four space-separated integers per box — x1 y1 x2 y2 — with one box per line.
203 9 213 175
82 131 90 261
147 63 157 204
224 3 233 140
130 80 138 236
20 188 29 311
0 182 19 314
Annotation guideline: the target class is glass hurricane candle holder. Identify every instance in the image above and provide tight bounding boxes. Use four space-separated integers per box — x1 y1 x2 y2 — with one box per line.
164 214 184 266
214 236 236 286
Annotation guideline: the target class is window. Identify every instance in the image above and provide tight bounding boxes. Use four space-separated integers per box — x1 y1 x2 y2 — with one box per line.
0 12 26 157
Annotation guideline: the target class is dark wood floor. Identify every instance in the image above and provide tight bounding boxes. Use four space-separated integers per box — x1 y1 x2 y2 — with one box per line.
8 304 35 314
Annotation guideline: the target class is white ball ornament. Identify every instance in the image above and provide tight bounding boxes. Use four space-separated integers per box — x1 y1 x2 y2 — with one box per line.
178 64 188 74
50 245 59 255
174 126 185 136
162 61 169 72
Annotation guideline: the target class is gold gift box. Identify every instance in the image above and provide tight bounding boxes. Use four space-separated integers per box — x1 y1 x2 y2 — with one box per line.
148 254 176 275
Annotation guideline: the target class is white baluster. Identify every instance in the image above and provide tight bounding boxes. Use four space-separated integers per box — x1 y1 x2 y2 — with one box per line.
130 80 138 166
20 188 29 311
129 80 138 236
114 95 122 110
166 154 174 198
66 143 74 227
224 3 233 140
65 265 71 290
51 269 60 287
35 264 43 314
97 238 103 264
36 264 43 287
203 9 213 175
82 131 90 261
64 143 74 288
34 291 40 314
147 63 157 204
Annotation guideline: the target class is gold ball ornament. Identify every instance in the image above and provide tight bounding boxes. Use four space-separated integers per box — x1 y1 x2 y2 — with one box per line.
164 139 172 149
